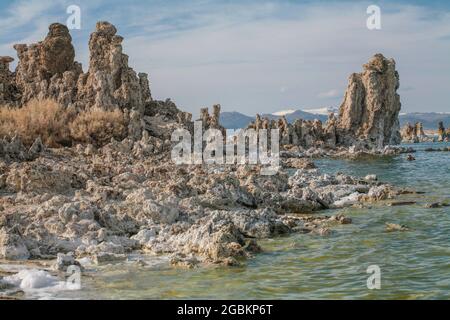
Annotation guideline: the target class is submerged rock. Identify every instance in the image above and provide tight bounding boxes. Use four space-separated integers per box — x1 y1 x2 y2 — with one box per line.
385 223 410 232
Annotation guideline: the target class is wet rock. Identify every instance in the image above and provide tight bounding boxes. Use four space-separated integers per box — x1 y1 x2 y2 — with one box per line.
330 214 352 224
364 174 378 181
385 223 409 232
388 201 416 206
437 121 447 142
92 252 127 265
244 239 263 253
52 252 83 271
401 122 429 143
170 253 199 268
0 229 30 260
424 202 449 209
312 227 332 236
283 158 317 170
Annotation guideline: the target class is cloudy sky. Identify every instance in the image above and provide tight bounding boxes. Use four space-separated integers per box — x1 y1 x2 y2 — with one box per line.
0 0 449 116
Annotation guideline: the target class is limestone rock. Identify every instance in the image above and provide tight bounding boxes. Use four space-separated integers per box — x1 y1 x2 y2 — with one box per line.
75 21 150 113
437 121 448 142
0 56 18 104
401 122 428 143
0 228 30 260
0 136 42 161
337 54 401 148
9 21 154 116
385 223 409 232
14 23 82 106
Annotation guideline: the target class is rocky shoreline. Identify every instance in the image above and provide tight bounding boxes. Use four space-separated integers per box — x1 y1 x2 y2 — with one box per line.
0 138 411 269
0 21 424 296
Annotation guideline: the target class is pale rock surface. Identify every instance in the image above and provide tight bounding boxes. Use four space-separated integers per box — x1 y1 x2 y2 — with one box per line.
337 54 402 148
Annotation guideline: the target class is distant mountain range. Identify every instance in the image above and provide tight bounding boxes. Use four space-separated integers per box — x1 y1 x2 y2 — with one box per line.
399 113 450 130
220 108 330 129
220 109 449 130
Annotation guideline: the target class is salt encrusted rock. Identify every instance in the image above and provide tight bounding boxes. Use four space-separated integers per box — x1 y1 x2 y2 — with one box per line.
0 21 193 146
0 136 43 161
0 137 398 265
385 223 409 232
14 23 82 106
199 104 226 136
13 21 154 112
75 21 150 113
245 55 402 151
0 228 30 260
52 252 83 271
283 158 316 170
401 122 428 143
337 54 402 148
248 115 330 149
437 121 448 142
0 56 18 104
0 24 407 269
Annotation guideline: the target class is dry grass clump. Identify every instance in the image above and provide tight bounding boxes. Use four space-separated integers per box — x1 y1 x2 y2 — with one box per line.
0 99 127 147
0 99 73 147
69 107 127 146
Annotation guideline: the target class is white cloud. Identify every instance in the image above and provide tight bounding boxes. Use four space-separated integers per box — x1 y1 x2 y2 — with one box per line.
119 2 450 114
0 0 60 34
318 89 341 99
1 1 450 115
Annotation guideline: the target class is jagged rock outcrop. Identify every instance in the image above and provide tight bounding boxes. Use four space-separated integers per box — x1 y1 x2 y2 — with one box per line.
11 22 153 114
248 114 334 149
401 122 427 143
13 23 82 106
0 56 18 104
75 21 151 113
246 54 401 150
437 121 448 142
337 54 401 148
0 136 44 161
401 123 417 143
0 21 191 145
198 104 226 138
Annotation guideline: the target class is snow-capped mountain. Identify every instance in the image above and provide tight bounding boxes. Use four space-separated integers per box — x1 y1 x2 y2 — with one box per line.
271 109 297 116
302 107 339 115
220 108 328 129
220 108 450 130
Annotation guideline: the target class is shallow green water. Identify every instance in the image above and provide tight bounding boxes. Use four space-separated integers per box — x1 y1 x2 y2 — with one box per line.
40 143 450 299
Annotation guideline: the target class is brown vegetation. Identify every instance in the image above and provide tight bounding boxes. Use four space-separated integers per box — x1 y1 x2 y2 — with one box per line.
0 99 127 147
69 107 127 146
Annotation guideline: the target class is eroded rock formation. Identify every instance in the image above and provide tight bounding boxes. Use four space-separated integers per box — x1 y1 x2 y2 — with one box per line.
437 121 448 142
1 21 191 144
11 22 153 113
401 122 427 143
0 56 18 104
0 23 413 277
13 23 82 106
247 54 402 150
248 113 336 149
337 54 401 148
75 21 151 113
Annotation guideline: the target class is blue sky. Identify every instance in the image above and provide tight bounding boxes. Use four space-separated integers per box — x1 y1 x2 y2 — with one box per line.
0 0 449 115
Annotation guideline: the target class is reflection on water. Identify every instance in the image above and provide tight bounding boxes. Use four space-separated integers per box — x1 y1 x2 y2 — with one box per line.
27 143 450 299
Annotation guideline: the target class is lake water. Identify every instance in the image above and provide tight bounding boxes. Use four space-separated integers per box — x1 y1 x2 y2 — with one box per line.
5 142 450 299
